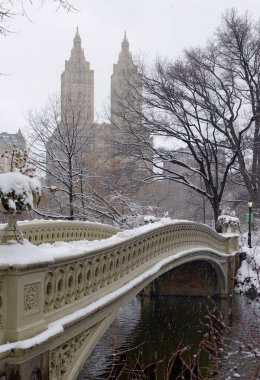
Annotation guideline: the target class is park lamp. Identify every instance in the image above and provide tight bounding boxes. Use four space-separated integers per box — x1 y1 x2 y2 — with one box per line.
248 200 253 248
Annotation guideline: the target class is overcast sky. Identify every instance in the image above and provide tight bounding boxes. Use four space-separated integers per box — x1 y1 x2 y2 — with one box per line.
1 0 260 134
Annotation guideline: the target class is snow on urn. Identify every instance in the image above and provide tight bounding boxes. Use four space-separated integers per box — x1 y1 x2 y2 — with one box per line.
217 207 240 233
0 147 41 243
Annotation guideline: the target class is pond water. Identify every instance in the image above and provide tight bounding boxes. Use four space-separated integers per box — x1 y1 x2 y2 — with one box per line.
77 295 260 379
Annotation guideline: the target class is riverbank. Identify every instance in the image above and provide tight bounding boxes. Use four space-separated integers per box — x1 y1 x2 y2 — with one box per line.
78 230 260 379
235 232 260 297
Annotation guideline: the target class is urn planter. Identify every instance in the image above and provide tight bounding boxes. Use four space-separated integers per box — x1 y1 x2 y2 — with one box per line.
0 198 26 243
0 172 41 243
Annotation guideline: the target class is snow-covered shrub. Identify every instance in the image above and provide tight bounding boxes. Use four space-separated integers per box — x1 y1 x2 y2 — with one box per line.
118 207 167 229
0 171 41 213
119 214 158 229
143 215 157 224
0 146 42 242
217 207 240 233
0 145 41 214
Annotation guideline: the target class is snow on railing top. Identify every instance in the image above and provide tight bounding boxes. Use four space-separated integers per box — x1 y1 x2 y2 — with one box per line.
0 218 238 269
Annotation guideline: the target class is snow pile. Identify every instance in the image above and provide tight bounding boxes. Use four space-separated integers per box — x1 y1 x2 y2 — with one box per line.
0 218 191 267
143 215 157 223
39 239 101 260
0 172 41 212
235 233 260 296
116 217 185 239
0 240 53 267
217 208 240 233
0 238 105 267
235 246 260 296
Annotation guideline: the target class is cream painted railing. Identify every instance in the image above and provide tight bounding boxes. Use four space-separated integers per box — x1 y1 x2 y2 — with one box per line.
43 222 239 321
0 220 239 345
20 220 119 244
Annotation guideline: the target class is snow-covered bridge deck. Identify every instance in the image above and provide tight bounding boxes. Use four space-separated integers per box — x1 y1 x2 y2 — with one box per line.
0 219 240 380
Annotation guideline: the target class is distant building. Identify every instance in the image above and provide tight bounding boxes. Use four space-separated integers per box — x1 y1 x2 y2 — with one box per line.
111 32 142 131
60 28 144 162
50 29 145 166
61 27 94 125
0 130 26 173
47 29 207 223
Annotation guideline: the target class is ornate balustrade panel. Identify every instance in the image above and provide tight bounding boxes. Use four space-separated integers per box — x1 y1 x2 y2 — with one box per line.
19 221 119 245
43 223 238 320
0 220 240 380
0 221 118 343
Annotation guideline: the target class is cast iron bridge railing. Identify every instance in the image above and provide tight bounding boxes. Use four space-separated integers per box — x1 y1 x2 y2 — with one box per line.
0 220 240 380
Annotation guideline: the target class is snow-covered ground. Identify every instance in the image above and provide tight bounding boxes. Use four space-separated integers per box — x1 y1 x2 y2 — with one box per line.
234 231 260 296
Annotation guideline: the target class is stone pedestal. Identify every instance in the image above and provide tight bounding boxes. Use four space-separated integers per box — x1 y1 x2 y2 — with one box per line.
0 214 23 243
5 352 49 380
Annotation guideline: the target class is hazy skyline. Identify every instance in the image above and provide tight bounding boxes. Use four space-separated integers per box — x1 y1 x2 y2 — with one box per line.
1 0 260 135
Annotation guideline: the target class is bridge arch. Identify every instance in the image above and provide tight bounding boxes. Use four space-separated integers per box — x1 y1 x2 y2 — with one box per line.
142 253 227 297
0 220 240 380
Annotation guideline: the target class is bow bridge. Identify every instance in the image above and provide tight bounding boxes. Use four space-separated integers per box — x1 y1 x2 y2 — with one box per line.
0 219 240 380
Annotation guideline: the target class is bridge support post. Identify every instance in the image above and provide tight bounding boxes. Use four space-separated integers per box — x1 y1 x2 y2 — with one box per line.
4 269 47 342
4 351 49 380
227 254 240 295
142 282 157 296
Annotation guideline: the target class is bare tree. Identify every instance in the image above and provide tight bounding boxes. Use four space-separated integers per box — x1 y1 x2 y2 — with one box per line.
112 58 247 225
26 95 154 226
0 0 76 35
112 10 260 226
27 95 94 219
214 9 260 207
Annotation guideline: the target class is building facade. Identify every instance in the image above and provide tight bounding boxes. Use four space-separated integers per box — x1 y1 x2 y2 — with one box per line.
60 29 143 161
61 27 94 125
0 130 26 173
111 32 142 128
47 29 206 223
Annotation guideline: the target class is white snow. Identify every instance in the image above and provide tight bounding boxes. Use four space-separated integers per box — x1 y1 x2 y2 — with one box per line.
0 218 191 267
143 215 157 222
0 324 63 352
7 198 16 210
0 240 54 267
0 245 235 354
0 216 247 354
0 171 41 209
218 215 239 224
235 233 260 294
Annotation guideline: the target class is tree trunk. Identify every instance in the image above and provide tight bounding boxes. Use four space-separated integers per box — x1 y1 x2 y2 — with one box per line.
212 199 221 231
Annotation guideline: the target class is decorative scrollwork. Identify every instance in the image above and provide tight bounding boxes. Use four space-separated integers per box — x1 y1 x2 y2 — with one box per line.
24 283 40 312
107 254 115 284
49 329 91 380
93 258 101 291
84 260 93 295
65 265 75 303
54 267 66 309
43 223 237 315
45 270 55 312
75 262 84 299
20 221 119 245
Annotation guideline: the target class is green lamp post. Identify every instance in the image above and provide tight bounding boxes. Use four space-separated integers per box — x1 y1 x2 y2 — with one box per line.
248 200 253 248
